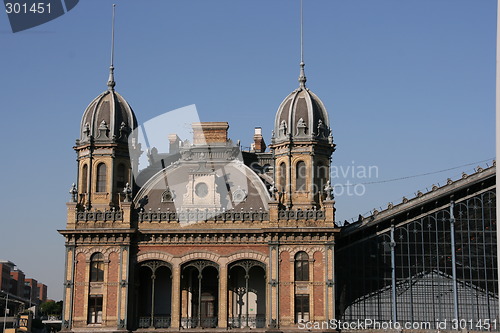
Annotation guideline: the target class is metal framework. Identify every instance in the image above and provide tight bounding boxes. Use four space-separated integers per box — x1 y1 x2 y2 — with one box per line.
336 190 498 330
139 260 172 328
228 260 266 328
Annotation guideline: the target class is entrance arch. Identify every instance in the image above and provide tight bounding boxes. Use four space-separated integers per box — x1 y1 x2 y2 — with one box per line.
181 260 219 328
137 260 172 328
228 260 266 328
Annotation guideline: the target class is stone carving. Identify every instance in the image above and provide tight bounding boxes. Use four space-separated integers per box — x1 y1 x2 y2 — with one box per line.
97 120 109 139
269 182 277 200
323 181 333 200
118 121 130 140
138 195 149 210
123 183 132 202
296 117 307 136
83 122 90 137
232 186 247 204
279 120 287 137
317 119 326 138
69 183 78 203
161 187 175 202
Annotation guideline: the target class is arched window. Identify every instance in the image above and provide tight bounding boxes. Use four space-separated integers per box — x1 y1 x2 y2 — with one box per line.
90 252 104 282
96 163 107 193
294 251 309 281
279 162 286 192
296 161 306 191
82 164 88 193
116 164 127 191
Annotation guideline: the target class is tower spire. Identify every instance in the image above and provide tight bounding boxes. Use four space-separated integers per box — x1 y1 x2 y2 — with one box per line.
107 4 116 90
298 0 307 88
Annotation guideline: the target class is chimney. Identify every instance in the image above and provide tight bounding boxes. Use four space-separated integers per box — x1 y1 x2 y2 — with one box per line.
252 127 266 152
192 122 229 145
168 134 181 154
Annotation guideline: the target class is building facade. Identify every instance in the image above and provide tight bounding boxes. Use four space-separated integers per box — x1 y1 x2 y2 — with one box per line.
0 260 49 321
58 20 499 333
38 283 48 304
59 62 338 332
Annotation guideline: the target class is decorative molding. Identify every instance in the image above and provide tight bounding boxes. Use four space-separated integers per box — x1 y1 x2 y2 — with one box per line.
279 245 325 256
278 209 325 221
138 209 269 223
75 246 120 260
226 251 269 266
137 251 174 264
76 210 123 222
179 251 220 265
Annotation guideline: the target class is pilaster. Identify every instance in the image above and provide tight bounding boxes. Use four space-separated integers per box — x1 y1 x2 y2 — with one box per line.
171 264 181 328
323 200 336 223
218 263 228 328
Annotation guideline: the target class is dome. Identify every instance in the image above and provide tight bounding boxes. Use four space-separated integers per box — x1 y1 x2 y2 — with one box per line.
79 78 137 144
272 63 332 144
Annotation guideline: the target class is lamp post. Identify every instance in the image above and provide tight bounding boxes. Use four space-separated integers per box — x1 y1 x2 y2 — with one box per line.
3 291 9 333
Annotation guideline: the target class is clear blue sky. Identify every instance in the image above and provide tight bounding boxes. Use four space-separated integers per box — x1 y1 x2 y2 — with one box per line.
0 0 496 300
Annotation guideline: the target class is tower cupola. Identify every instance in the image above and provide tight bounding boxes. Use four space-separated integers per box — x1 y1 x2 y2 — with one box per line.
272 67 332 145
79 88 137 144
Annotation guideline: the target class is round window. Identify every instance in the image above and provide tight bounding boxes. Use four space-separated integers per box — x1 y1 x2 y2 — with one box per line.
195 182 209 198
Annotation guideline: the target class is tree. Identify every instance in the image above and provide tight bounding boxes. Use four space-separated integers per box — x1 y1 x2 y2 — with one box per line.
40 301 62 316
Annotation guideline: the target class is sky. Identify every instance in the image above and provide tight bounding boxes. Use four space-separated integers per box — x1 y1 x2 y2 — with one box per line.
0 0 496 301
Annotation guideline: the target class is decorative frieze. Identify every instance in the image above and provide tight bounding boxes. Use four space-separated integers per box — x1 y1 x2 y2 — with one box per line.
138 209 269 223
278 209 325 221
76 210 123 222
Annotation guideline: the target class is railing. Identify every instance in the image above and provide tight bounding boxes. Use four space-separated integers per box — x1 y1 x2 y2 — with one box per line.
138 316 171 328
229 315 266 328
76 208 324 223
180 317 217 328
138 317 150 328
139 210 269 223
278 209 325 221
76 210 123 222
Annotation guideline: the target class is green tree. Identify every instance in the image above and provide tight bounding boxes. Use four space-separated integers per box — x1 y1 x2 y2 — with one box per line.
40 301 62 316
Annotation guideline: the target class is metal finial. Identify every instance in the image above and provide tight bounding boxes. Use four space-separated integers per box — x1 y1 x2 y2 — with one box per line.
298 0 307 88
107 4 116 90
300 0 304 64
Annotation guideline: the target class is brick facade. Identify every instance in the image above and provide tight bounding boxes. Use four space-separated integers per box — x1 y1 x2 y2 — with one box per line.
61 37 338 332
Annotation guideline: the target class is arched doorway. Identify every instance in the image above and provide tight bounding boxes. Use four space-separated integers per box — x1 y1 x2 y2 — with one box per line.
228 260 266 328
137 261 172 328
181 260 219 328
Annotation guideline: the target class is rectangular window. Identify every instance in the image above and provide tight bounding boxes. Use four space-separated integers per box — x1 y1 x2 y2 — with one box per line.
88 296 103 324
90 261 104 282
295 294 310 323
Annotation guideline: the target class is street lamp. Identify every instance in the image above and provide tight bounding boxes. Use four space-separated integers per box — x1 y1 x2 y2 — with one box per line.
2 291 9 333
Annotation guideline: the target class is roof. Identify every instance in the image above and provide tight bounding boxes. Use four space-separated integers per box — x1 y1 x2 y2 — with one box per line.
339 162 496 240
78 89 137 144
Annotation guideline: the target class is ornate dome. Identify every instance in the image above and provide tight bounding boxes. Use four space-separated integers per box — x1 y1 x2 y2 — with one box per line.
272 63 332 144
79 72 137 144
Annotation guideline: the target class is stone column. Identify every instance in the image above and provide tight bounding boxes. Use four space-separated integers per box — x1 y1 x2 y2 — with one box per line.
62 245 75 330
269 243 279 328
103 257 111 324
218 263 228 328
119 246 129 330
171 265 181 328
